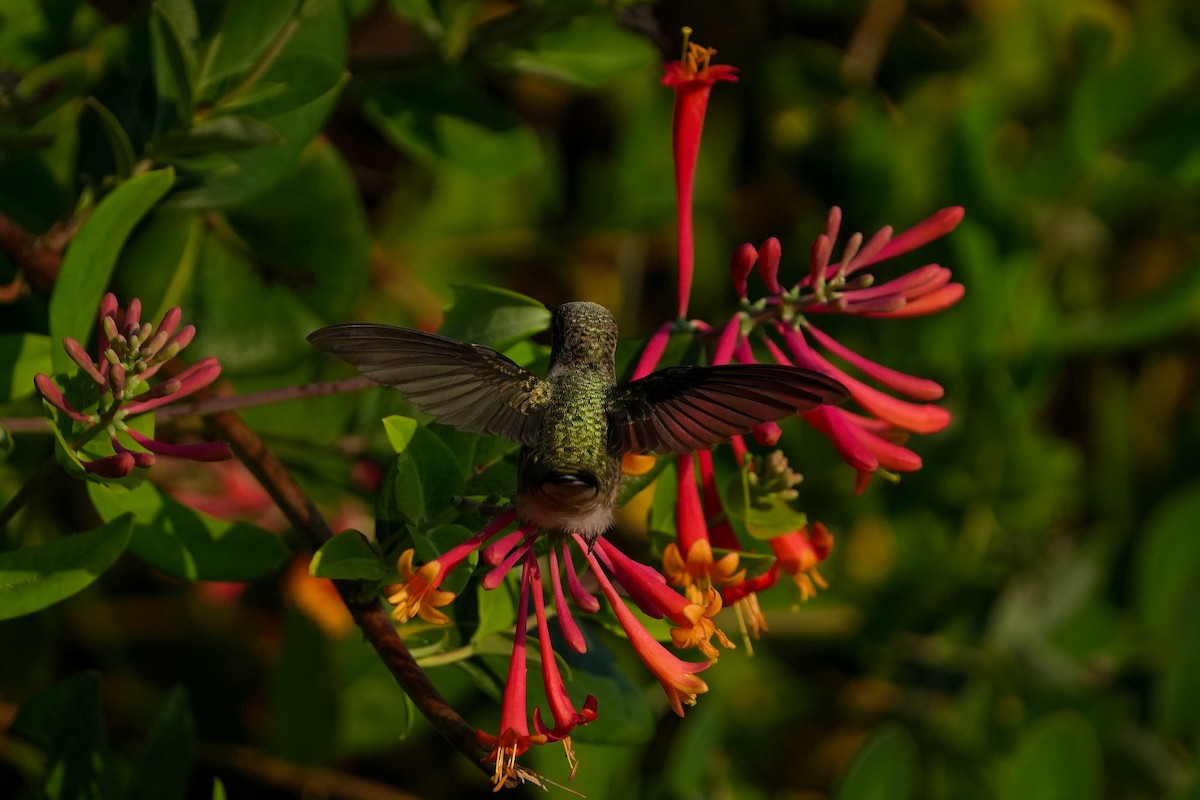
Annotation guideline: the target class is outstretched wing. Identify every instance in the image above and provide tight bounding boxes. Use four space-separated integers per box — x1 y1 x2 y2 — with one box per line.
308 323 550 446
607 364 847 455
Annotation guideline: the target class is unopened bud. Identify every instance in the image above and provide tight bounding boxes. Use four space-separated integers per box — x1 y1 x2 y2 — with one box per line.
102 315 119 342
63 338 105 385
729 243 757 298
108 362 126 398
123 298 142 335
757 237 782 294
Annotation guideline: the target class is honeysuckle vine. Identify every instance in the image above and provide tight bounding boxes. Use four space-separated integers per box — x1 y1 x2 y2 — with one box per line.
367 31 965 790
0 27 965 795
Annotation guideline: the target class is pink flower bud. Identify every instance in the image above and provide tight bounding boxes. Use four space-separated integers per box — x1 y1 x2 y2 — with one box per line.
123 297 142 336
63 338 105 385
142 307 182 358
756 237 782 294
83 452 136 478
125 428 233 462
729 243 757 298
34 374 92 422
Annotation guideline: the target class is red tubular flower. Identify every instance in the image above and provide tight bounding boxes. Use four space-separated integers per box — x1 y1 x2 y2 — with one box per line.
386 509 519 623
548 542 587 654
630 321 674 380
531 562 597 755
661 454 744 606
578 535 711 716
770 522 834 602
662 32 737 318
477 557 546 790
595 538 733 660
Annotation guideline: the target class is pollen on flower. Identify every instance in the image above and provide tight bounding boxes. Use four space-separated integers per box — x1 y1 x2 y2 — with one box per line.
662 538 745 606
387 549 456 624
670 588 735 660
771 523 834 602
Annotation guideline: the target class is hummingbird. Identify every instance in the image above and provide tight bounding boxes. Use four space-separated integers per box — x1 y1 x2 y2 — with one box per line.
308 302 847 544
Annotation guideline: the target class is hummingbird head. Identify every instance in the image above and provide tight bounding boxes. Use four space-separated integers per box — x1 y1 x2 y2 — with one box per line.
549 301 619 373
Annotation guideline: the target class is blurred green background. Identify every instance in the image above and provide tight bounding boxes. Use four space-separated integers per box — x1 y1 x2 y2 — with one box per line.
3 0 1200 798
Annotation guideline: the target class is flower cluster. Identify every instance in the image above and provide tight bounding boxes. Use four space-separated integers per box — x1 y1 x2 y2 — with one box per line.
376 31 963 790
386 505 722 787
34 293 231 476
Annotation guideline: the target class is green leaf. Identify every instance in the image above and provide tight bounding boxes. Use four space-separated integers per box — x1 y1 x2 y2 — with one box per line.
211 779 227 800
1053 259 1200 354
560 623 656 746
835 724 920 800
310 530 387 581
152 115 282 157
1154 572 1200 738
1133 483 1200 636
225 139 370 323
439 285 551 350
1002 713 1102 800
201 0 302 86
84 98 137 181
723 469 808 540
269 607 337 765
358 68 542 176
379 416 464 525
170 2 347 209
214 56 346 120
0 515 132 621
150 3 198 127
126 688 195 800
500 15 656 88
0 333 52 402
333 634 412 753
49 168 175 372
473 574 517 643
87 481 290 582
10 673 120 800
112 208 204 322
189 226 321 374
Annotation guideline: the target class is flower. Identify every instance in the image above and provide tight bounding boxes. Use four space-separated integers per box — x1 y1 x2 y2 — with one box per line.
662 30 738 319
34 293 231 477
770 522 834 602
661 453 744 608
722 207 964 492
386 509 519 624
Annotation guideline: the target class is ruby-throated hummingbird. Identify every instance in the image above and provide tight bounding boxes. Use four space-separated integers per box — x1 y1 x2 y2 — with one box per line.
308 302 847 543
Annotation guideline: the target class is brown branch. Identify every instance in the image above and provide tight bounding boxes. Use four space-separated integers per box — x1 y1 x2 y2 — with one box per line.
165 365 494 776
0 211 83 294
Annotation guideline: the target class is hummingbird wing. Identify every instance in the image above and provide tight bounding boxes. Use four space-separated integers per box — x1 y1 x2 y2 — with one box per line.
308 323 550 446
606 364 848 455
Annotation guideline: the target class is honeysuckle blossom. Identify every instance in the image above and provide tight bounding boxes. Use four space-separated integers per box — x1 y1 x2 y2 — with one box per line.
661 29 737 319
34 293 231 477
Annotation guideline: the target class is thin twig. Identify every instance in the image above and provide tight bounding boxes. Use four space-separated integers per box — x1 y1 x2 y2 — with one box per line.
0 375 378 435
